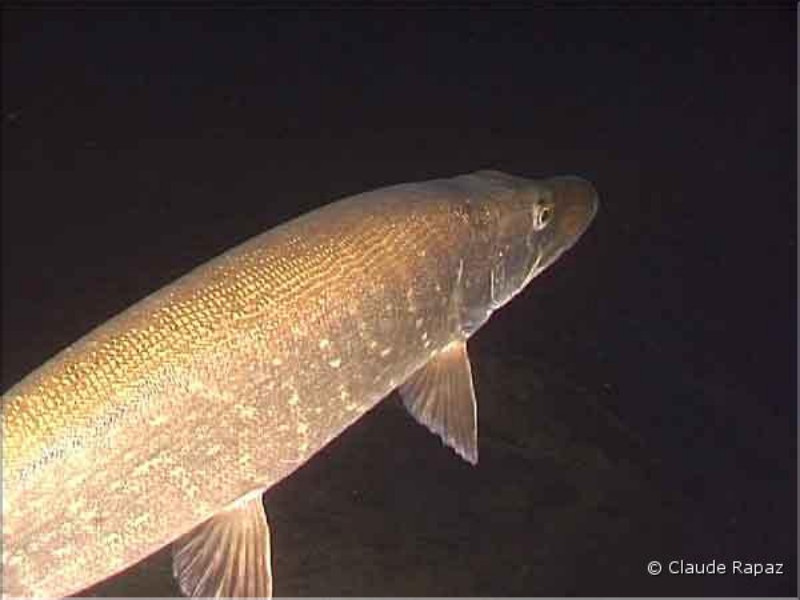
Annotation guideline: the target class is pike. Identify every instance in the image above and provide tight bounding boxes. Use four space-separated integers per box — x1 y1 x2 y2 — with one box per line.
2 170 597 598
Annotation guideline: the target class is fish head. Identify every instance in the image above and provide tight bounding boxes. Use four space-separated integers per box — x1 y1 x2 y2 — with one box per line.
471 171 599 311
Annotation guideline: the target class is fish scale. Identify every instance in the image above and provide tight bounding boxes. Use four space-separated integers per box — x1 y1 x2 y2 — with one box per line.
2 171 597 597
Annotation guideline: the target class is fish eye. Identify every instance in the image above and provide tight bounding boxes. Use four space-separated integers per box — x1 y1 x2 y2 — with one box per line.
533 201 554 230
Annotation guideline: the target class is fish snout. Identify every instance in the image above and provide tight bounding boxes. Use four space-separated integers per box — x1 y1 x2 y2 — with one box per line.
549 176 599 241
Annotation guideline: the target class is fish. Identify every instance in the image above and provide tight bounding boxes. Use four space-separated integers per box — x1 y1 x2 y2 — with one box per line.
1 170 598 598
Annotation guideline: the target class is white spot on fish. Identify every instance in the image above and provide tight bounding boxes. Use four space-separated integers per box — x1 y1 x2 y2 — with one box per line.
319 338 330 349
133 461 152 477
40 530 57 545
329 357 342 368
150 414 169 426
206 444 223 457
80 509 98 522
415 317 424 329
340 388 350 400
6 554 22 567
406 289 417 313
272 357 283 366
380 347 392 357
297 422 309 435
236 404 256 419
346 402 359 411
132 513 150 528
289 391 300 406
368 340 378 350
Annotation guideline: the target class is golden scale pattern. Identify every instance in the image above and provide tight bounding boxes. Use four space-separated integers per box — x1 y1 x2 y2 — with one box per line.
2 193 474 597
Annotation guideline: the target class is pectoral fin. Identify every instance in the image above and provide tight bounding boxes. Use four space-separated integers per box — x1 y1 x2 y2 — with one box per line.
172 495 272 598
398 340 479 465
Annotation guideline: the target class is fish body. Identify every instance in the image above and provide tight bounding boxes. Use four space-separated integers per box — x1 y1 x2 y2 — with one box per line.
1 170 597 597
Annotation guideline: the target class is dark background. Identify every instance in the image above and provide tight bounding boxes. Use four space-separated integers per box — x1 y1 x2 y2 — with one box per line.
2 7 796 598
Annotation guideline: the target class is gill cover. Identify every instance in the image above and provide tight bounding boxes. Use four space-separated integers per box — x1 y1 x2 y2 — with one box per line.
444 171 598 340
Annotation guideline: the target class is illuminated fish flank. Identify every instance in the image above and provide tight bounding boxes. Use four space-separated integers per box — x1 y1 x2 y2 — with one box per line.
1 170 598 598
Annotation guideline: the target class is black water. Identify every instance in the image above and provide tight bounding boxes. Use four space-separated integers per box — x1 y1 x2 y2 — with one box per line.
2 8 796 597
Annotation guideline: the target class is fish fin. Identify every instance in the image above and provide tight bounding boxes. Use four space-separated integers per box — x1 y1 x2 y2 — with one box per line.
172 494 272 598
398 340 478 465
